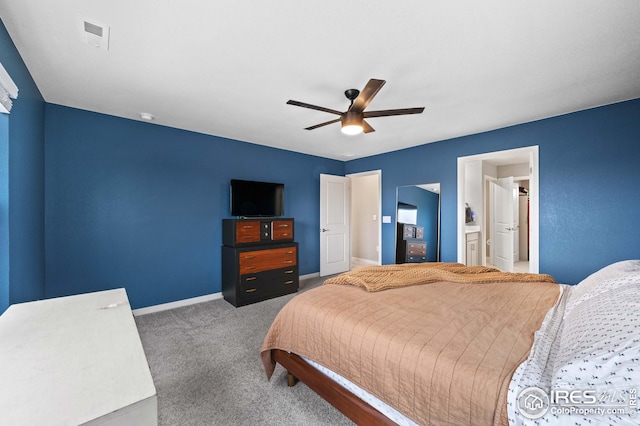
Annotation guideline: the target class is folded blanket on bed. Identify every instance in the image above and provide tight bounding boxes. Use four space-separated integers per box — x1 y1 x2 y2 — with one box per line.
323 262 556 292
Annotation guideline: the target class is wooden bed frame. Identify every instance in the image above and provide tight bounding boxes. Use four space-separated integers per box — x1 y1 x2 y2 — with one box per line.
271 349 397 425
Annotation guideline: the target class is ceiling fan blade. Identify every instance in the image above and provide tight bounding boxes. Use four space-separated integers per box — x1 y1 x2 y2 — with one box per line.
362 120 375 134
363 107 425 118
304 118 341 131
349 79 386 113
287 100 343 116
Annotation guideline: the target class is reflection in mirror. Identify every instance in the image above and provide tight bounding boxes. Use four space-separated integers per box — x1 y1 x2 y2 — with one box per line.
397 202 417 224
396 184 440 263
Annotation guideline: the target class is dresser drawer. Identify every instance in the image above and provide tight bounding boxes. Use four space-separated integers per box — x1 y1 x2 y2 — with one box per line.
401 224 414 239
234 221 260 243
240 267 298 294
407 255 427 263
407 242 427 255
414 226 424 240
272 220 294 240
223 218 295 246
239 246 297 274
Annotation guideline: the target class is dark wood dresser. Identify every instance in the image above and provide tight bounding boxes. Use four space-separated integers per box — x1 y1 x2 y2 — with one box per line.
396 223 427 263
396 240 427 263
222 218 298 307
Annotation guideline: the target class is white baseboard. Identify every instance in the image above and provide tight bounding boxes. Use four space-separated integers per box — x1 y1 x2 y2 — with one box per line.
300 272 319 280
132 292 223 316
132 272 321 316
352 257 379 266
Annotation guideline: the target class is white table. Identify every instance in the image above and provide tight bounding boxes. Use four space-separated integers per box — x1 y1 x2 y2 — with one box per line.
0 289 157 425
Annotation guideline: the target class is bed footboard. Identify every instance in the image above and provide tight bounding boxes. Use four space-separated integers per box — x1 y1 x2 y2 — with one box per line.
271 349 396 426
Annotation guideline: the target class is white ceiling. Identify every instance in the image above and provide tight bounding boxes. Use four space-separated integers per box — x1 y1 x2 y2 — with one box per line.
1 1 639 160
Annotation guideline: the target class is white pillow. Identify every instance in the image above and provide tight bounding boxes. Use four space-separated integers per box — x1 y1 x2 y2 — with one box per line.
565 260 640 315
552 272 640 415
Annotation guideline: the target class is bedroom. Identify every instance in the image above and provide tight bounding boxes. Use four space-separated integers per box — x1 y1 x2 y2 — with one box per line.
1 1 640 425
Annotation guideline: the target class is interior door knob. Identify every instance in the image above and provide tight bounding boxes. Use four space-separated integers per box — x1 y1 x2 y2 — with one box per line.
321 228 330 232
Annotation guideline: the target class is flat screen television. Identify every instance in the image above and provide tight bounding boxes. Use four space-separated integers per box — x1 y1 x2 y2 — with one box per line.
230 179 284 217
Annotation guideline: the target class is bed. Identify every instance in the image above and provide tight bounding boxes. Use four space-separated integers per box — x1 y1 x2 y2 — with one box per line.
260 261 640 425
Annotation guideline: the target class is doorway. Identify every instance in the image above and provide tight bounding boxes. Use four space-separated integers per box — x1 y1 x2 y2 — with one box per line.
348 170 382 269
319 170 381 276
486 176 530 272
457 146 539 273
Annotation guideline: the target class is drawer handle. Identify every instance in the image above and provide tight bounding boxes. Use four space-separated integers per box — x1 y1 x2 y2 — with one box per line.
245 288 257 293
245 277 257 281
245 266 256 270
242 236 254 239
286 251 294 254
244 255 255 259
284 280 294 285
242 225 255 229
280 233 290 236
284 270 294 274
283 260 293 264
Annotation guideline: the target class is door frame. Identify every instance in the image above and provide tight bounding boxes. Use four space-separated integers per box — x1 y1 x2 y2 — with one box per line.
346 170 382 266
485 175 497 265
457 146 539 273
319 170 382 276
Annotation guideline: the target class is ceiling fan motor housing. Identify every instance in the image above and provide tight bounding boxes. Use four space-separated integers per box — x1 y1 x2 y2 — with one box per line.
341 111 363 126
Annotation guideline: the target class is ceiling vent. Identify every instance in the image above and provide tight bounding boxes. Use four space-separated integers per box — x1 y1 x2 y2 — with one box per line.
80 19 110 51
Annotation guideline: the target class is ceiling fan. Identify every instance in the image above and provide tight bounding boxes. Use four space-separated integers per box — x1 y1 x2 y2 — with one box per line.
287 79 425 135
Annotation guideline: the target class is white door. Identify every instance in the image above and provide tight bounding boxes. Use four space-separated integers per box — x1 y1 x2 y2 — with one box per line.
512 183 520 263
320 174 351 276
493 177 515 272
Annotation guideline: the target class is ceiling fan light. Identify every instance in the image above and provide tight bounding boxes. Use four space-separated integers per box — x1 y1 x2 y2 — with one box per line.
341 124 363 135
341 112 363 135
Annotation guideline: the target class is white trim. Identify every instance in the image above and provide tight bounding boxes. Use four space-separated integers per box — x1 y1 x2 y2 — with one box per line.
457 146 539 273
346 169 383 266
0 86 12 113
0 62 18 114
131 272 321 316
0 63 18 98
132 292 223 316
300 272 320 280
528 148 540 273
351 257 379 267
484 175 498 266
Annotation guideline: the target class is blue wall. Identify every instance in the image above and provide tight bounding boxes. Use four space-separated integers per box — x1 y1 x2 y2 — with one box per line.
345 99 640 285
0 19 46 313
397 186 439 262
3 11 640 311
44 105 343 309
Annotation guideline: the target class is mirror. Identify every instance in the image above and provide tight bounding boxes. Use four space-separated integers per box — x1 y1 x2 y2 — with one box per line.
395 184 441 263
